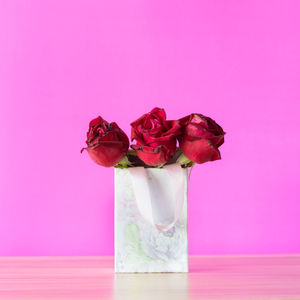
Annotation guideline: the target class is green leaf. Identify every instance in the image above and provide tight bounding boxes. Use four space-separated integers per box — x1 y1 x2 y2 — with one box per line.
177 153 192 165
114 154 133 169
155 164 165 168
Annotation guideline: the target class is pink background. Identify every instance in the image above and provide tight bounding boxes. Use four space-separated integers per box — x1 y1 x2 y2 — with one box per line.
0 0 299 256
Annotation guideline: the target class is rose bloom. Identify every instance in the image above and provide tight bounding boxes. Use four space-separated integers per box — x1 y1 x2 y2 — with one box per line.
130 107 181 166
81 116 129 167
178 113 225 164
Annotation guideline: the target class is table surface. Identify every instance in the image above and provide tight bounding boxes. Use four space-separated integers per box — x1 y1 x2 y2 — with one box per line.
0 255 299 300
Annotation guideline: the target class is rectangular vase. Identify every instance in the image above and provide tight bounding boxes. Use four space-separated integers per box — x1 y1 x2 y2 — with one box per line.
114 164 188 273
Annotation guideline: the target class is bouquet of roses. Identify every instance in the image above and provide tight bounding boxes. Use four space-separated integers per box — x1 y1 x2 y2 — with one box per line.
81 107 225 168
81 107 225 273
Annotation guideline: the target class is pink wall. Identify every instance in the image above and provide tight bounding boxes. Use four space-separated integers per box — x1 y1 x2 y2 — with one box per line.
1 0 299 256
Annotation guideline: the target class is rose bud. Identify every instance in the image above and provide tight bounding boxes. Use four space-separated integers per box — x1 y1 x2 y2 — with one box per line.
178 113 225 164
130 107 181 166
81 116 129 167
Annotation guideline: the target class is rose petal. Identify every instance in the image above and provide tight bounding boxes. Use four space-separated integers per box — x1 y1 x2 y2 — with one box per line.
86 144 127 167
180 137 221 164
131 144 174 166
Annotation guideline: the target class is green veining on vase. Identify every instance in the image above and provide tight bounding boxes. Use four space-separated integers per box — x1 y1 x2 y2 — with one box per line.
125 223 154 262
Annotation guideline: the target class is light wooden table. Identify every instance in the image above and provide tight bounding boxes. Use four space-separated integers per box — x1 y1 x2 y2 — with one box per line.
0 255 299 299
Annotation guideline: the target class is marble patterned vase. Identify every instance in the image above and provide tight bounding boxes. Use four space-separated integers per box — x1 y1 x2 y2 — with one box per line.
114 164 188 273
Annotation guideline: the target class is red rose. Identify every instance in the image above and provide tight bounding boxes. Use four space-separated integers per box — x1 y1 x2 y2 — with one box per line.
178 113 225 164
81 116 129 167
130 107 181 166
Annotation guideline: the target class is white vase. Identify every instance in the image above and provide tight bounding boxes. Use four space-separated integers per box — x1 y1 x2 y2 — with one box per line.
114 163 188 273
